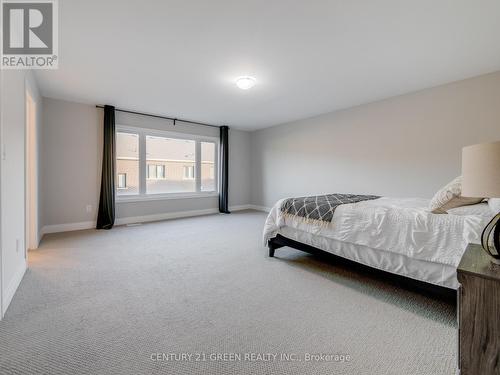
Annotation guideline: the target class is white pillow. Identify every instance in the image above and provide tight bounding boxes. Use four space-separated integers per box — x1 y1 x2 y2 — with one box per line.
429 176 484 214
489 198 500 213
447 203 492 217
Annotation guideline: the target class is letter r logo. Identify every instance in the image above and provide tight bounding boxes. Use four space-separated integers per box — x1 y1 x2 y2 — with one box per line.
3 2 53 54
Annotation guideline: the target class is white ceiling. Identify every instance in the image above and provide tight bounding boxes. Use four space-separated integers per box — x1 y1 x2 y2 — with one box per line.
35 0 500 130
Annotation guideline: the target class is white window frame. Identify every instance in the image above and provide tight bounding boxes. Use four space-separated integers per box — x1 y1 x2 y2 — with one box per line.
116 125 219 202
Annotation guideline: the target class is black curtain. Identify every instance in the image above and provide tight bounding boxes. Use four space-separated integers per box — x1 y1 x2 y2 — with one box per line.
219 126 230 213
96 105 116 229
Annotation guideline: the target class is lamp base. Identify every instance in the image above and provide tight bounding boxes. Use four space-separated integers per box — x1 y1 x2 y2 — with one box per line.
481 211 500 264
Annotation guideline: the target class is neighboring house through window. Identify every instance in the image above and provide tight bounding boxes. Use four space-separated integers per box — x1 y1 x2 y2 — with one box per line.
115 126 218 199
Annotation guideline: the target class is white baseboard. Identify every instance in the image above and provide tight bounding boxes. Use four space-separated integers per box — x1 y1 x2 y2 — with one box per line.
116 205 264 226
118 205 254 225
40 204 257 236
228 204 253 211
115 208 220 226
40 204 270 238
41 221 95 236
2 261 27 318
248 204 271 212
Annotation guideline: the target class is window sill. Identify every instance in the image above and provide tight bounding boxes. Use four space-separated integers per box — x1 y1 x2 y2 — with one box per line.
116 192 218 203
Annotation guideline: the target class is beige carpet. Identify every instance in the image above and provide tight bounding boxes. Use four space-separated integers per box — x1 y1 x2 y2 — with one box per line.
0 210 457 374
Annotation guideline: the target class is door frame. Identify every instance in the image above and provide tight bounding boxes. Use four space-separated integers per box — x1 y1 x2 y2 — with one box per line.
25 79 38 253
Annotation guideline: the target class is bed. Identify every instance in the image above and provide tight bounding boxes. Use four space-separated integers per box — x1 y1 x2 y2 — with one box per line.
263 196 493 290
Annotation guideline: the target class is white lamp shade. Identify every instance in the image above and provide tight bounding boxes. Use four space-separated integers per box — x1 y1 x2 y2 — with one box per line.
462 140 500 198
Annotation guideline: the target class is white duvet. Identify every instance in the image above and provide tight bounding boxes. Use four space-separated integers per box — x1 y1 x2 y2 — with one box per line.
263 197 491 268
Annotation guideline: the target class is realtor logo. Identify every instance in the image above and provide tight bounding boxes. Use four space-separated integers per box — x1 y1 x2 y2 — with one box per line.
1 0 58 69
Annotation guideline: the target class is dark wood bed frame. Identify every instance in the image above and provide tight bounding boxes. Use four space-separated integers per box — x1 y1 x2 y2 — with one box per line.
268 234 457 301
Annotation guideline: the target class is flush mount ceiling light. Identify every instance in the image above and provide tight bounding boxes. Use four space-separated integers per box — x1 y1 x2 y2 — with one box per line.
235 76 256 90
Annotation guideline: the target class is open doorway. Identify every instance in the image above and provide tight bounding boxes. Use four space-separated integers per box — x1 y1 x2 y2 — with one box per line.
25 88 38 254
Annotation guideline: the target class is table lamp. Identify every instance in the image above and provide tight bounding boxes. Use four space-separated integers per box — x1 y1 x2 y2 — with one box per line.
462 140 500 264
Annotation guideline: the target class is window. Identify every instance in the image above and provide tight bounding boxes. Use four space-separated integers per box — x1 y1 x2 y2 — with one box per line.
116 132 139 196
157 165 165 179
147 164 166 180
116 126 218 199
147 164 156 179
183 165 195 180
117 173 127 189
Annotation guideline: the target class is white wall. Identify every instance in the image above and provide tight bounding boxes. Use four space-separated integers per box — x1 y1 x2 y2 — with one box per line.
0 70 42 318
41 98 252 230
250 71 500 209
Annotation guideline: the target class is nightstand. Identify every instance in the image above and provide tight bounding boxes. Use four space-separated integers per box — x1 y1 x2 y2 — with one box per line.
457 243 500 375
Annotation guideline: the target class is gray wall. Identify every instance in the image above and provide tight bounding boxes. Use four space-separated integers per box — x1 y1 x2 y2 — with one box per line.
40 71 500 226
41 98 102 226
41 98 252 227
250 71 500 209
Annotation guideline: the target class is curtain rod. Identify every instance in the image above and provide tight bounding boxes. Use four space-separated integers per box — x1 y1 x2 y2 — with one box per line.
95 105 221 129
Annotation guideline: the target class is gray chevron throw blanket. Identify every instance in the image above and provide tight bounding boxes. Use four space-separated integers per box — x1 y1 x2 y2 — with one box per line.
280 194 380 225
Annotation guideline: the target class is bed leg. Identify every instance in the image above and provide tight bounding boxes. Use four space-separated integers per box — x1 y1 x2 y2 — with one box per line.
268 240 276 257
